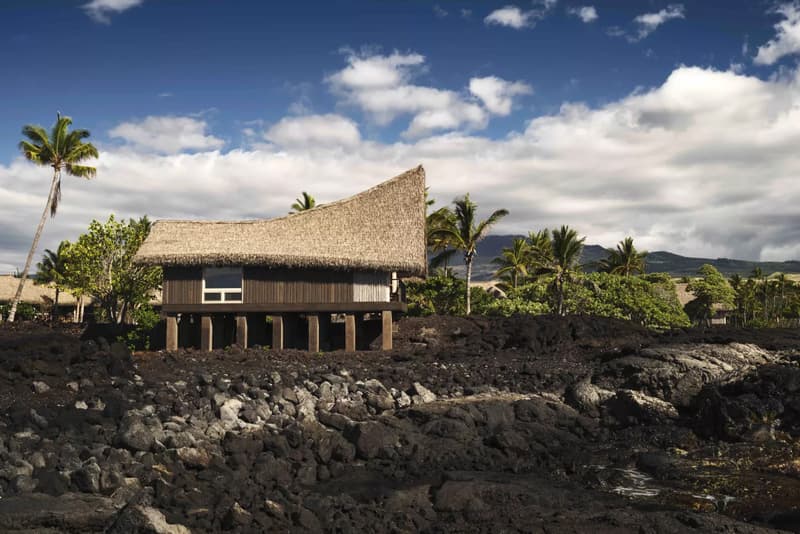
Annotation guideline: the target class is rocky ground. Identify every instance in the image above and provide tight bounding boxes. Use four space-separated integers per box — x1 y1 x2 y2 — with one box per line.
1 315 800 532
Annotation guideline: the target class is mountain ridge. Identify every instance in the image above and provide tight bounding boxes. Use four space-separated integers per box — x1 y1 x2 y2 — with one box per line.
454 235 800 280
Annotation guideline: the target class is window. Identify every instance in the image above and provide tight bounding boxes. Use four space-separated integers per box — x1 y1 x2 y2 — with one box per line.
203 267 243 303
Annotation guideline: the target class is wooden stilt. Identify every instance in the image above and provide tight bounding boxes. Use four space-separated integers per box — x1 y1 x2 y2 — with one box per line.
345 313 356 352
308 314 320 353
236 315 248 349
381 310 393 351
166 315 178 351
271 315 284 350
201 315 213 352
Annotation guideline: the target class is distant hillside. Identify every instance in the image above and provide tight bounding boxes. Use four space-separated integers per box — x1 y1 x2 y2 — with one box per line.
444 235 800 281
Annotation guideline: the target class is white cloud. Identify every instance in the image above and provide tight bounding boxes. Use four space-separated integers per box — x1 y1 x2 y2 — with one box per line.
328 51 531 137
264 114 361 148
109 116 225 154
755 3 800 65
82 0 143 23
433 4 448 18
568 6 598 23
633 4 685 40
484 6 534 29
7 65 800 272
469 76 533 115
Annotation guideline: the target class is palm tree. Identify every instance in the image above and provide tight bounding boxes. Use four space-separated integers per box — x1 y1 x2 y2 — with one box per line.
35 241 70 324
526 229 553 277
290 192 316 213
538 225 585 316
432 194 508 315
8 114 98 322
750 267 768 322
492 237 530 289
597 237 647 276
427 206 457 272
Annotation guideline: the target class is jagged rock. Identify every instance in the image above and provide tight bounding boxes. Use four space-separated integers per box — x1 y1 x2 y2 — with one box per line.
176 447 211 469
363 379 395 412
223 502 252 529
606 389 679 425
344 421 397 459
119 418 155 452
108 505 192 534
32 381 50 394
565 377 614 414
411 382 437 404
0 493 118 531
71 459 102 493
219 398 243 425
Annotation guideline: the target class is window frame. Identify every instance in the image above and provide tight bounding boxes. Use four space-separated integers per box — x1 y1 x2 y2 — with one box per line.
202 267 243 304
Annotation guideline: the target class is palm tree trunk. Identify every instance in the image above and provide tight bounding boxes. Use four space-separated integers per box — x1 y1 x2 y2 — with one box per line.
465 259 473 315
8 171 58 322
52 288 59 325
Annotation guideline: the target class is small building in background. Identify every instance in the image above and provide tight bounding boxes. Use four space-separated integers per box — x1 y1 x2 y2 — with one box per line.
0 275 84 322
133 166 427 351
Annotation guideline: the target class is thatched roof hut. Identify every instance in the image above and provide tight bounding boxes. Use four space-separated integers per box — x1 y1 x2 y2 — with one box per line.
134 166 427 276
0 275 79 306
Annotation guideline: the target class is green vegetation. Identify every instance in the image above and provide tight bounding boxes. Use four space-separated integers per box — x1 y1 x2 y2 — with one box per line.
61 215 162 324
686 264 735 325
428 194 508 315
34 241 70 323
290 192 316 213
8 114 98 322
597 237 647 276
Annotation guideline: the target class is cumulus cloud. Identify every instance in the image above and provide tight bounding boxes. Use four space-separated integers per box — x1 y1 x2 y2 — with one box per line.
484 6 535 29
264 114 361 148
567 6 598 23
6 65 800 272
327 51 530 137
82 0 143 23
633 4 685 40
469 77 533 115
109 116 225 154
484 1 556 29
610 4 684 42
755 3 800 65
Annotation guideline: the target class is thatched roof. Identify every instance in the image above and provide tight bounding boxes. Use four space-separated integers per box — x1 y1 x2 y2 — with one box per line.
0 276 79 306
134 166 427 276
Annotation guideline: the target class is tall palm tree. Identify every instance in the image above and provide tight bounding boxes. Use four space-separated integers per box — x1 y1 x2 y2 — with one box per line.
433 194 508 315
290 192 316 213
492 237 530 289
35 241 70 324
539 225 585 316
526 229 553 277
597 237 647 276
427 206 457 272
750 267 768 322
8 114 98 322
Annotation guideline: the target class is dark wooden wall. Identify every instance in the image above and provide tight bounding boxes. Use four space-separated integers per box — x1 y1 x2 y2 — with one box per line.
163 267 386 305
163 267 202 305
244 268 353 304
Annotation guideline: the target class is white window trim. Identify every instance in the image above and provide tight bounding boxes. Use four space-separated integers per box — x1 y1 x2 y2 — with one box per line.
202 267 243 304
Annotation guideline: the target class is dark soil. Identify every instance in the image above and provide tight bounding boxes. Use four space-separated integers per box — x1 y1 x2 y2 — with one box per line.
1 315 800 533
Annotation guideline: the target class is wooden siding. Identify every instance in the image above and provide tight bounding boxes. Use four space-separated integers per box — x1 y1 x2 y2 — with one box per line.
163 267 202 305
164 267 393 306
353 271 390 302
244 268 353 304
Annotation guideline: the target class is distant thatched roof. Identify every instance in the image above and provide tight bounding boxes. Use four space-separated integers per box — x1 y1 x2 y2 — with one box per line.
0 276 79 306
134 166 427 276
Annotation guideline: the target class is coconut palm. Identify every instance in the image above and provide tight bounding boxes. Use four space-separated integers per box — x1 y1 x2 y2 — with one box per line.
427 206 457 271
492 237 530 289
35 241 70 324
597 237 647 276
432 194 508 315
8 114 98 322
526 229 554 277
538 225 585 316
290 192 316 213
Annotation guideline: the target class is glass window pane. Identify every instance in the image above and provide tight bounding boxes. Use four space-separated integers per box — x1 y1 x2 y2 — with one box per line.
224 292 242 302
205 268 241 289
204 292 222 302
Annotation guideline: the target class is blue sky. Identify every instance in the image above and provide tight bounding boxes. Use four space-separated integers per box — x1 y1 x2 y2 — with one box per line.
3 0 800 271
